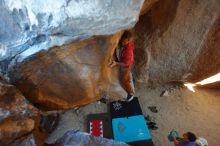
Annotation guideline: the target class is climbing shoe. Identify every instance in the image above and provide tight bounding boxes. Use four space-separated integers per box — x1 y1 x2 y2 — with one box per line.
126 93 134 102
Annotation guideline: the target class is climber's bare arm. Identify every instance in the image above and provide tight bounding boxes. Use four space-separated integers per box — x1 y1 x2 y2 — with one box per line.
108 60 126 68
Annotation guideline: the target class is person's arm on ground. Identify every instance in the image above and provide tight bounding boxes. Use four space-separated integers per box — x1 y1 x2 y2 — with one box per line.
173 136 179 146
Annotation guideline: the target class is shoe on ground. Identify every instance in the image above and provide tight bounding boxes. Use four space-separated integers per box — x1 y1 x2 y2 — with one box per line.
147 121 157 126
126 93 134 102
148 125 158 130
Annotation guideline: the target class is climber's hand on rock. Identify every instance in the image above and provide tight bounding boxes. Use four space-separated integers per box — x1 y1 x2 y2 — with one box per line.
109 60 117 68
108 60 113 67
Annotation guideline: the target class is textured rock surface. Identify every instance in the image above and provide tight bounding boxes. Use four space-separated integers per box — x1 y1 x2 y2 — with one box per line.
0 81 40 145
8 33 127 110
2 0 220 113
0 0 144 72
140 0 158 15
2 0 220 145
133 0 220 85
9 134 37 146
189 18 220 82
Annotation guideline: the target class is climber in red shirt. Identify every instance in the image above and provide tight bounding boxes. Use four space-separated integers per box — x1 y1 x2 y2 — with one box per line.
109 31 135 101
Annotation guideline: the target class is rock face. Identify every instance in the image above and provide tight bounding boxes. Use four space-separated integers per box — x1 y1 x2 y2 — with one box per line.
0 81 40 145
189 18 220 82
2 0 219 145
133 0 220 85
2 0 220 112
140 0 158 15
0 0 144 72
8 33 128 110
9 134 37 146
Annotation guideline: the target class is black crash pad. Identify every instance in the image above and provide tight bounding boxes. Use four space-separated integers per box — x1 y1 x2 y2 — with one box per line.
110 97 143 119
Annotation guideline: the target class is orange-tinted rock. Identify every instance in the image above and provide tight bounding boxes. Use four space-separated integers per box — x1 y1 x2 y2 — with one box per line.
197 81 220 89
188 18 220 83
8 33 127 110
140 0 158 15
0 81 40 146
133 0 220 86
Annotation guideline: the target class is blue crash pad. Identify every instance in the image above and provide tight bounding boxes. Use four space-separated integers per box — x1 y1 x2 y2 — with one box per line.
112 115 151 143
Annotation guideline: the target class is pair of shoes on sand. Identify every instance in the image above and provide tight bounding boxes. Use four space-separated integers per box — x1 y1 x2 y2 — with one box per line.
147 121 158 130
145 116 158 130
148 106 158 113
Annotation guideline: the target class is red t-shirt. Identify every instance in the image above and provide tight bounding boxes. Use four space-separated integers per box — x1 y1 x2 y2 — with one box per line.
120 41 134 68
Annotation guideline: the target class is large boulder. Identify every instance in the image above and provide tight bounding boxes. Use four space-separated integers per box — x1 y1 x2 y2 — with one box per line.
8 33 127 110
0 0 144 72
0 81 40 145
4 0 220 113
2 0 158 110
133 0 220 85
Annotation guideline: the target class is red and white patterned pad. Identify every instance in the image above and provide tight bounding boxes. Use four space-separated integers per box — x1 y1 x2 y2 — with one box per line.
89 120 103 137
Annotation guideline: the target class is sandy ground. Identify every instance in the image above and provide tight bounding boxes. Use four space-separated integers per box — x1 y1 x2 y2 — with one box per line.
46 84 220 146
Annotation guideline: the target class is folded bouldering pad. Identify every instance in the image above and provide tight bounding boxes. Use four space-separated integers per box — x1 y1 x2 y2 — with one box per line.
112 115 151 142
87 113 113 139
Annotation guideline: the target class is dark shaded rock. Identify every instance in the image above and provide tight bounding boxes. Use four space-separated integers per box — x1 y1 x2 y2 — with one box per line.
41 113 60 134
9 128 47 146
9 134 36 146
140 0 158 15
0 81 41 145
133 0 220 86
8 34 127 110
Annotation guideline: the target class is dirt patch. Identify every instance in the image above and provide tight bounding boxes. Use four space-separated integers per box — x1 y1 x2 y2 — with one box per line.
46 84 220 146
